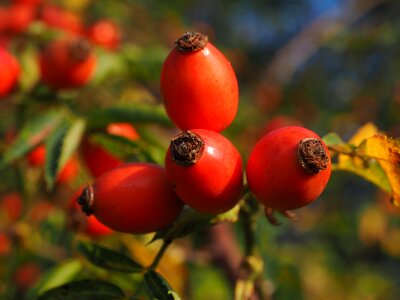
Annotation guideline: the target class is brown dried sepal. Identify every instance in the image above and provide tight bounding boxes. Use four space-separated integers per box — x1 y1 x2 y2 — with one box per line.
77 185 94 216
170 131 205 167
69 38 92 62
298 138 329 174
174 32 208 53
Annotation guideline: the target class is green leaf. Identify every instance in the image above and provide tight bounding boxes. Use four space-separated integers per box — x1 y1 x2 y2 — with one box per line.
86 104 171 129
0 110 64 168
44 118 85 189
76 241 143 273
18 45 40 92
144 270 181 300
90 132 157 163
37 279 125 300
322 132 346 147
59 118 86 166
30 259 83 299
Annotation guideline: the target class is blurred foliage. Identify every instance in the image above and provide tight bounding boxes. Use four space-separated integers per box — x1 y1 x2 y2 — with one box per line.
1 0 400 299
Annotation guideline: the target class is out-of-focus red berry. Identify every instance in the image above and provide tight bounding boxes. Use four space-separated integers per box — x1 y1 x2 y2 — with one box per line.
27 144 46 166
39 5 84 35
57 157 79 184
13 262 42 291
0 192 23 223
87 20 120 50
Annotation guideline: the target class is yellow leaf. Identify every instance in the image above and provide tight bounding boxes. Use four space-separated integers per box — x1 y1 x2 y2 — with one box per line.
335 123 391 194
348 122 378 145
361 134 400 206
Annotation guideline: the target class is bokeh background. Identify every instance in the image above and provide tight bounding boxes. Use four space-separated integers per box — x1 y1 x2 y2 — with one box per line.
1 0 400 299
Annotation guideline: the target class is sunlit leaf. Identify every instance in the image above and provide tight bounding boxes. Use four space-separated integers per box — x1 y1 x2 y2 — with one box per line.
44 118 85 189
361 134 400 206
0 110 64 168
76 241 143 273
144 270 181 300
327 123 391 194
18 45 40 92
348 123 378 145
32 259 83 298
37 279 125 300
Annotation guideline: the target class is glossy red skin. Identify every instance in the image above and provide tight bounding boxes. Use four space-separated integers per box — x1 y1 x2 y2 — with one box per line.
69 188 113 237
91 163 183 234
0 48 20 98
160 41 239 132
246 126 331 210
27 144 46 166
87 20 120 50
39 38 96 90
165 129 243 214
81 123 139 178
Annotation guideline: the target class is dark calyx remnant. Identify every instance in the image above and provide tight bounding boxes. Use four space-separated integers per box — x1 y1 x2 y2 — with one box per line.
77 185 94 216
174 32 208 53
298 138 329 174
170 131 205 167
69 38 92 61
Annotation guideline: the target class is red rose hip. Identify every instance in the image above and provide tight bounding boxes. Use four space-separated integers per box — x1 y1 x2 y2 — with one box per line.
78 163 183 234
165 129 243 214
0 48 19 98
246 126 331 210
39 38 96 90
160 32 239 132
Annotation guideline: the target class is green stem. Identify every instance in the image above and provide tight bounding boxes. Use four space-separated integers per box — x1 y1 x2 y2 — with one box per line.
148 239 172 271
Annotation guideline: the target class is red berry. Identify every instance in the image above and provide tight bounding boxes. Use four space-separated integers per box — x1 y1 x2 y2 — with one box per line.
12 0 42 6
86 20 120 50
106 122 139 141
39 38 96 90
81 123 139 178
7 3 37 34
39 5 84 35
246 126 331 210
13 262 41 291
77 163 183 234
165 129 243 214
68 187 113 238
57 156 79 184
0 233 11 256
0 48 19 98
0 192 23 223
81 137 123 178
160 32 239 132
27 144 46 166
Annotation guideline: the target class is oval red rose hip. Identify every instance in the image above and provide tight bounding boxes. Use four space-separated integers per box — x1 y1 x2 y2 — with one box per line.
160 32 239 132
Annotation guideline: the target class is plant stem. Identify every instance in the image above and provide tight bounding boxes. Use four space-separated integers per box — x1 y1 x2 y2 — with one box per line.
148 238 172 271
